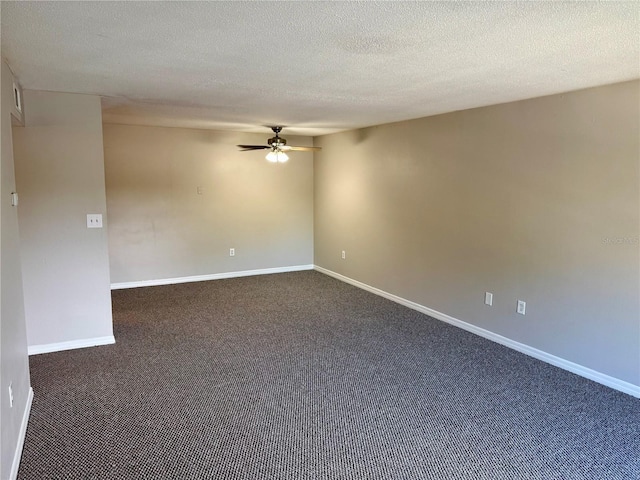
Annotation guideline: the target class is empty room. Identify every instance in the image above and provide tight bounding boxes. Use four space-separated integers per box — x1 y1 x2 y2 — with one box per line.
1 2 638 479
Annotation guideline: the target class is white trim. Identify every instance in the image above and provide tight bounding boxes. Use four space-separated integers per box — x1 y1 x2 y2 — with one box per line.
10 387 33 480
314 266 640 398
110 264 315 290
28 335 115 356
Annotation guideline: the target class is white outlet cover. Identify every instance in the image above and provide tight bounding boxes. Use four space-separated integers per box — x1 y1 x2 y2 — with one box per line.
517 300 526 315
87 214 103 228
484 292 493 306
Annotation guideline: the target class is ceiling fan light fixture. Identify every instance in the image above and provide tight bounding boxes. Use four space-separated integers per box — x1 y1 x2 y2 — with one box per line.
239 126 319 159
266 150 288 163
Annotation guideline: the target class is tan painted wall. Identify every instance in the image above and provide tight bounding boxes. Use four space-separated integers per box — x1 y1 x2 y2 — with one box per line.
13 90 113 348
1 61 31 480
103 125 314 284
314 81 640 387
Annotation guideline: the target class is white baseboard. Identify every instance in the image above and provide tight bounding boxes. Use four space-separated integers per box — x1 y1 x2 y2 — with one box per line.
28 335 116 356
10 387 33 480
314 266 640 398
110 264 315 290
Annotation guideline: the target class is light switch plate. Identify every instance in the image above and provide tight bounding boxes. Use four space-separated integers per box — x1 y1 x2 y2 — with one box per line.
87 214 103 228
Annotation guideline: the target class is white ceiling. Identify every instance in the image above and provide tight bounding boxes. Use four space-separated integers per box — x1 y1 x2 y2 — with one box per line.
2 1 639 136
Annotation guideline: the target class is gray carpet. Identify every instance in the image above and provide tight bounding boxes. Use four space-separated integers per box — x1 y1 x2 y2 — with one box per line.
18 271 639 479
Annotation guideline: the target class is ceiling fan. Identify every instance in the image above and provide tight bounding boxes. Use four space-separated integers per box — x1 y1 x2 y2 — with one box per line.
238 126 321 163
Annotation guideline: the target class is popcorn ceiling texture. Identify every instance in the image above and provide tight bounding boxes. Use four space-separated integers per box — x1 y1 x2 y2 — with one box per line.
1 2 638 135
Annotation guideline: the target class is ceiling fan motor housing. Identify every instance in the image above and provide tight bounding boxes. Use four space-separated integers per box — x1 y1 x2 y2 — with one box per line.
268 136 286 147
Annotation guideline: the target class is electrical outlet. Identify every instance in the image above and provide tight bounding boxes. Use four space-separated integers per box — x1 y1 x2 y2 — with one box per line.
484 292 493 306
517 300 526 315
229 248 235 257
86 214 103 228
8 383 14 408
341 250 346 260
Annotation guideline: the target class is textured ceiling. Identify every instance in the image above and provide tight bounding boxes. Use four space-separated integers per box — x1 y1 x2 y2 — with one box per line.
2 1 639 136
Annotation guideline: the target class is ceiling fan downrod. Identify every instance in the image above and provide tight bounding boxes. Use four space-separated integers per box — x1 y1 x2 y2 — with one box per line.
268 126 286 149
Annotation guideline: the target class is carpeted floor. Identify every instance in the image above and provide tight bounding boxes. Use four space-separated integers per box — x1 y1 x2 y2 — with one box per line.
18 271 640 479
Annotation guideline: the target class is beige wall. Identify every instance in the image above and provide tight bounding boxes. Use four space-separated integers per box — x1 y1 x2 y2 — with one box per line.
104 125 314 284
13 90 113 349
1 61 30 480
314 81 640 387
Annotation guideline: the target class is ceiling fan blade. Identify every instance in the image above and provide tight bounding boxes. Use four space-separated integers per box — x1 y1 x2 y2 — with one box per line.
283 146 322 152
238 145 270 151
239 127 322 154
